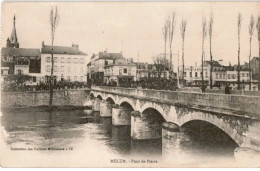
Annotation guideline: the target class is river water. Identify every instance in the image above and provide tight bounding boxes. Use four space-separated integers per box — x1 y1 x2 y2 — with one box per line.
0 107 238 167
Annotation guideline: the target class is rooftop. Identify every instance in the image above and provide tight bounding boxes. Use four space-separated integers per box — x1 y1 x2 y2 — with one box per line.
41 43 86 55
1 47 40 57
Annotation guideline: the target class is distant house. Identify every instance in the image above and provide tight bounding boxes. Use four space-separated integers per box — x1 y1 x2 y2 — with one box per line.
104 58 136 86
41 42 88 83
135 62 170 81
87 50 123 85
250 57 260 80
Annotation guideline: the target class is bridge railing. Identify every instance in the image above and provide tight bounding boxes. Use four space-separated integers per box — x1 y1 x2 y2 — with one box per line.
91 86 260 115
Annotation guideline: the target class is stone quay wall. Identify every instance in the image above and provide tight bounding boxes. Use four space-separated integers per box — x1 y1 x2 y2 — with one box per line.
1 89 90 108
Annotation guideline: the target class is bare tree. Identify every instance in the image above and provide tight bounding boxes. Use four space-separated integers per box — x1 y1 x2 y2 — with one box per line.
162 21 169 61
49 6 59 108
209 12 214 89
201 16 207 86
167 11 176 76
248 15 255 90
256 14 260 91
153 54 170 78
237 12 242 90
180 18 187 81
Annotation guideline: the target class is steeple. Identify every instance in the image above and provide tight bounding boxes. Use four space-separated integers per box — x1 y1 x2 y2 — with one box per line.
7 14 19 48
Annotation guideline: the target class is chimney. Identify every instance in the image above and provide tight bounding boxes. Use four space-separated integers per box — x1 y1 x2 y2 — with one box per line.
42 41 45 47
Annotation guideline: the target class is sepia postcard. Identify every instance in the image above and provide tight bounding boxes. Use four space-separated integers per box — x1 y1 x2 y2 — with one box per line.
1 1 260 168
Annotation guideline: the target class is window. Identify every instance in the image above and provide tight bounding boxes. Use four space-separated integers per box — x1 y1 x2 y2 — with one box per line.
216 73 218 79
123 68 127 74
119 69 122 75
61 57 65 63
54 66 58 72
46 57 51 62
67 76 70 82
223 74 225 79
228 74 231 79
68 58 71 63
195 72 198 77
54 57 58 63
61 66 64 72
184 72 187 77
74 76 77 81
128 69 131 75
46 65 51 72
205 72 208 78
190 72 192 77
17 69 23 74
68 66 71 73
220 74 222 79
33 76 36 82
247 73 249 77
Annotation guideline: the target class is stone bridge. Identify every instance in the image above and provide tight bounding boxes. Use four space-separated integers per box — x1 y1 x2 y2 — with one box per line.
89 86 260 161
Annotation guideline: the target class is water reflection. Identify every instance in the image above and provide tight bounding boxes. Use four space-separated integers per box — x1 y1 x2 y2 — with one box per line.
1 109 237 164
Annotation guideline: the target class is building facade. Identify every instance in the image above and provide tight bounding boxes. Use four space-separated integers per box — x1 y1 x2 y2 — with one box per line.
41 42 87 83
179 65 210 86
104 59 137 86
87 50 123 85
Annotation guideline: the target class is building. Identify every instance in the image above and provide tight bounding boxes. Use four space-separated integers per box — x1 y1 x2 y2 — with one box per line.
136 62 170 81
87 50 123 85
41 42 87 83
250 57 260 80
1 15 41 85
179 63 210 86
104 59 137 86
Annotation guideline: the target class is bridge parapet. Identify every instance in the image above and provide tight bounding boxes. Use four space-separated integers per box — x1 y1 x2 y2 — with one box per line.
91 86 260 117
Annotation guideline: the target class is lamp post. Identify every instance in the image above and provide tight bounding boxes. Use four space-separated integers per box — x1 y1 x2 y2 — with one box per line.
190 66 193 92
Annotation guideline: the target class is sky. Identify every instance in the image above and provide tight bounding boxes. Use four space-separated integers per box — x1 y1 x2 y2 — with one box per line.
1 2 260 72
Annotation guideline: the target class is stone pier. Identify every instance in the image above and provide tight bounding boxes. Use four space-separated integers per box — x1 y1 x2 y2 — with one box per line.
112 105 131 126
100 100 112 117
92 98 100 112
162 122 191 159
131 111 161 140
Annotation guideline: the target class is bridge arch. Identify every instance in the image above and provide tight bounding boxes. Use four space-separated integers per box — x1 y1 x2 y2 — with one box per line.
106 97 116 104
96 93 103 100
140 102 168 121
179 112 242 146
89 92 95 99
118 98 136 111
105 95 116 104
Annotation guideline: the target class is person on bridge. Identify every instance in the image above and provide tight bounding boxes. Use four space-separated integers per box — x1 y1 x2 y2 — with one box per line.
225 84 230 94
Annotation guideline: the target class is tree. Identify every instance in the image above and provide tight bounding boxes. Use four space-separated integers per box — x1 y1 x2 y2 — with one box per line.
167 11 176 76
209 12 214 89
237 12 242 90
49 6 59 108
153 54 170 78
180 18 187 82
248 15 255 90
256 14 260 91
201 16 207 86
162 21 169 61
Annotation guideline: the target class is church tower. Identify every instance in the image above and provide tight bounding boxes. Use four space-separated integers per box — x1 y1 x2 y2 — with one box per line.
7 15 19 48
